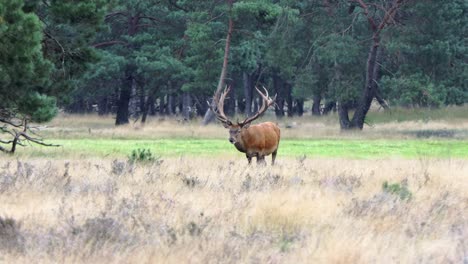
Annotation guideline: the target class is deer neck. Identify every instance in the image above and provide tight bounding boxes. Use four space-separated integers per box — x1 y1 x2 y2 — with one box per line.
233 128 251 153
234 141 246 153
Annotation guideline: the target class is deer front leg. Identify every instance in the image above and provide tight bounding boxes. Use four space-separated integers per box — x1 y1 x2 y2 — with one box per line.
246 154 252 164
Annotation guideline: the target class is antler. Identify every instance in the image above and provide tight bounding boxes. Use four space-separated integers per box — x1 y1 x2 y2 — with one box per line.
239 86 276 126
208 85 232 125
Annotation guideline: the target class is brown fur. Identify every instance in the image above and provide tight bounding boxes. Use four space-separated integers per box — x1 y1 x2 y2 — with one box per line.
227 121 280 165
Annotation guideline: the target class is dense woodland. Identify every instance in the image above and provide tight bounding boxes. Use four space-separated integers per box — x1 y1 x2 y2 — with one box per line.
0 0 467 135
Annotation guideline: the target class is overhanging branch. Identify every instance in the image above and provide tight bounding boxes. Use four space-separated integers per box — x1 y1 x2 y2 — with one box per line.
93 40 128 48
1 114 60 154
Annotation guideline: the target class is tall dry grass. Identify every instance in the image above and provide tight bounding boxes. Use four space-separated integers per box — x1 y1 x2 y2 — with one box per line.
0 157 466 263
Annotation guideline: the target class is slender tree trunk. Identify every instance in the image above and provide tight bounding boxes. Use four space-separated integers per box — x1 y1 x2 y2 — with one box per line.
157 96 164 116
115 14 138 126
141 95 155 124
273 73 284 118
139 85 145 117
182 92 192 120
339 0 403 130
202 0 234 125
312 95 321 116
338 102 351 129
237 95 245 115
243 72 252 117
323 101 336 115
349 39 380 129
115 68 133 126
253 95 259 113
98 97 109 116
296 99 304 116
225 84 236 116
167 94 175 115
286 83 293 117
148 95 156 116
177 94 183 115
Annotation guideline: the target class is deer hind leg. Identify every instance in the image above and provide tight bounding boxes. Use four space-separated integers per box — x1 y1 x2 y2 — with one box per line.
272 149 278 165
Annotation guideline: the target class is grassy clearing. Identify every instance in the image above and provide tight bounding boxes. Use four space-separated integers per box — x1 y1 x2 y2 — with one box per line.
18 111 468 159
25 138 468 159
0 157 466 263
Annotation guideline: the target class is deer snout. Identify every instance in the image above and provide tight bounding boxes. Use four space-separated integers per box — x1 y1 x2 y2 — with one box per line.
229 137 235 144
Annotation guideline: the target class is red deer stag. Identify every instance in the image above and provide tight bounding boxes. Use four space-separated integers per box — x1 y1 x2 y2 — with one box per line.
210 86 280 165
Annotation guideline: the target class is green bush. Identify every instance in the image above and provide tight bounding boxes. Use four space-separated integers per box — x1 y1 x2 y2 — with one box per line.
382 181 413 201
128 148 159 164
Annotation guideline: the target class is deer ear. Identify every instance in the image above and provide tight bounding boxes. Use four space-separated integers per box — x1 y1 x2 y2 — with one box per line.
241 122 251 129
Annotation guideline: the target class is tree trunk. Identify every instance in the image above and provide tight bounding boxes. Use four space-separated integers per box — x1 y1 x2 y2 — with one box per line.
167 94 175 115
253 95 259 113
323 101 336 115
338 101 351 129
237 96 245 115
286 83 293 117
98 97 108 116
273 73 284 118
348 40 380 129
202 0 234 125
149 95 156 116
141 95 155 124
243 72 252 117
115 14 138 126
312 95 321 116
115 68 133 126
182 92 192 120
296 99 304 116
139 85 145 117
225 85 236 116
339 0 403 130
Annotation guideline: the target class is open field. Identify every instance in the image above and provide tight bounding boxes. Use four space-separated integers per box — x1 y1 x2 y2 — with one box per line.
1 111 468 263
0 157 467 263
19 108 468 159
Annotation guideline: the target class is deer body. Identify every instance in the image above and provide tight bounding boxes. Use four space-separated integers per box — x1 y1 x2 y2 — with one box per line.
229 121 280 165
211 86 280 165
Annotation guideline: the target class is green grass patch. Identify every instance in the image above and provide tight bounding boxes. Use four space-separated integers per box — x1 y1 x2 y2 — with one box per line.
22 138 468 159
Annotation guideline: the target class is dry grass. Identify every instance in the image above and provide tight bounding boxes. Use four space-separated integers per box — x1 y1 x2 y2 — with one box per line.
41 112 468 140
0 156 466 263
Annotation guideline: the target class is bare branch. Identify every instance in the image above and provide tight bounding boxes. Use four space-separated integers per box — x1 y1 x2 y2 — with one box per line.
17 132 60 148
105 11 128 21
93 40 128 48
0 117 22 128
1 114 60 154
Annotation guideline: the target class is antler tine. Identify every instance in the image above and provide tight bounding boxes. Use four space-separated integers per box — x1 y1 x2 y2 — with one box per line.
210 85 232 124
240 86 275 125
